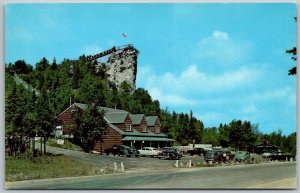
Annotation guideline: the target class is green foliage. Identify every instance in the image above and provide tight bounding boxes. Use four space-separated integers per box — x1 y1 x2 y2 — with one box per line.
71 103 108 152
261 130 296 155
47 138 81 150
287 17 297 75
35 57 50 72
218 120 259 150
6 60 33 74
201 127 219 146
160 109 204 145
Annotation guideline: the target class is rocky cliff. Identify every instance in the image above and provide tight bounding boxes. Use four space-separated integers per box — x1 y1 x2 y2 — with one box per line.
106 45 138 89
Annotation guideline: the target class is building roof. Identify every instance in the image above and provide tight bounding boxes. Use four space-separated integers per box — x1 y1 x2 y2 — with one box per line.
104 112 131 124
123 129 167 137
130 114 145 125
74 103 130 124
122 136 174 142
74 103 127 114
146 116 159 126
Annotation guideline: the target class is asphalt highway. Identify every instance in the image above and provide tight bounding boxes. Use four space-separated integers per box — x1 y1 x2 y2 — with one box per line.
6 162 296 189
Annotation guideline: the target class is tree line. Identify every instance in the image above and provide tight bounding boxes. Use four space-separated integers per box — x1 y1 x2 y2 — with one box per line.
159 109 296 155
5 55 296 156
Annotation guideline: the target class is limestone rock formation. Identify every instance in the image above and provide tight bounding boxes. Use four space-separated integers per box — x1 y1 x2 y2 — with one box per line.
106 45 138 89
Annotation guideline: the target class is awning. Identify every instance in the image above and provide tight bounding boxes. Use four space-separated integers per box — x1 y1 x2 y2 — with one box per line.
122 136 174 142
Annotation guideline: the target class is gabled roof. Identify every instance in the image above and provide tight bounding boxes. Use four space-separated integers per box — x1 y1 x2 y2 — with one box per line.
146 116 159 126
99 106 128 113
74 103 130 124
104 112 131 124
74 103 127 114
130 114 145 125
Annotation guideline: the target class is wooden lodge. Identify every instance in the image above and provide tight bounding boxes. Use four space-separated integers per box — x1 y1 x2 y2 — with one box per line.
56 103 174 152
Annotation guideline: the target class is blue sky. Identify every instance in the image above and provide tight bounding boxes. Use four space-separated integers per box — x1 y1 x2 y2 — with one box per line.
5 3 297 135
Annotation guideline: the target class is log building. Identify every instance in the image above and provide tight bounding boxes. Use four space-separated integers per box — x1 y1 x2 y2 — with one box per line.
56 103 173 152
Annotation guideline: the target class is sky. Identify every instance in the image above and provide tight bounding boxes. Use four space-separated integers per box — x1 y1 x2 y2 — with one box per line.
5 3 297 136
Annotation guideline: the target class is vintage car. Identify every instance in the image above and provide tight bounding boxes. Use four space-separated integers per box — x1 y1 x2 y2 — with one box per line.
223 149 236 160
267 151 295 161
128 146 141 157
204 149 227 163
234 151 252 162
262 152 272 159
187 147 207 156
105 145 140 157
138 147 162 157
157 147 183 160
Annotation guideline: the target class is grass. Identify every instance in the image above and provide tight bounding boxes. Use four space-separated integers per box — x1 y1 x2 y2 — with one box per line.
6 154 110 182
47 138 81 151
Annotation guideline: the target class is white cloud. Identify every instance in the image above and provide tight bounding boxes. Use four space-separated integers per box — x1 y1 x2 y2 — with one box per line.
249 86 295 102
212 30 229 41
138 63 262 115
194 30 254 66
142 64 261 96
149 88 197 107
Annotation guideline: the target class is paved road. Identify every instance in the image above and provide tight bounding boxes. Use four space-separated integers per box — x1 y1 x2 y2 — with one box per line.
6 162 296 189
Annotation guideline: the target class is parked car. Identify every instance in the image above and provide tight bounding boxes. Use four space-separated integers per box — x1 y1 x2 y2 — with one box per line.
268 151 295 161
262 152 272 159
187 148 207 156
138 147 162 157
105 145 140 157
204 150 226 163
128 146 141 157
157 147 183 160
222 149 236 160
234 151 252 162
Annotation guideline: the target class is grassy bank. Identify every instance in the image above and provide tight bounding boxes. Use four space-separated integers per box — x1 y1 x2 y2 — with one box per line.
47 138 81 151
6 155 109 182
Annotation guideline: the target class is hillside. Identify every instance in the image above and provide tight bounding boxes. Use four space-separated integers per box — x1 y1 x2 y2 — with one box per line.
5 46 296 153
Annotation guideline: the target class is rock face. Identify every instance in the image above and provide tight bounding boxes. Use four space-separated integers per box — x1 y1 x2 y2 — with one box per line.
106 45 138 89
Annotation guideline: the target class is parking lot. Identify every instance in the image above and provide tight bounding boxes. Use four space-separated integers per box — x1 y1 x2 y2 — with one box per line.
47 145 204 171
44 145 273 173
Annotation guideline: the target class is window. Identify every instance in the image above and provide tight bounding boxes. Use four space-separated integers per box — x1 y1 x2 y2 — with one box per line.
126 124 132 131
